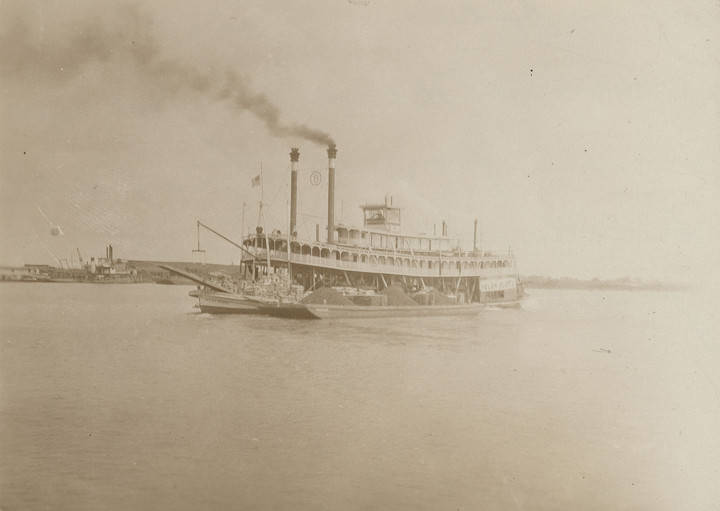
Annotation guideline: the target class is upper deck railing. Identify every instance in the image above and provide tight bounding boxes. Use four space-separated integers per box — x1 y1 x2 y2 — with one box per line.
244 234 512 262
247 248 517 278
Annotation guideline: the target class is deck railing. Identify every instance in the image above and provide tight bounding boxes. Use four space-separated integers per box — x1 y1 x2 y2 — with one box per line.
247 249 516 278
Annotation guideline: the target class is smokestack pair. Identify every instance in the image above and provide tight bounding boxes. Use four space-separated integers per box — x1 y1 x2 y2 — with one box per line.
288 144 337 243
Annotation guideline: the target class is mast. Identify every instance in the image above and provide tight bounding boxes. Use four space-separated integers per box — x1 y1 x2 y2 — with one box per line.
192 220 206 263
257 161 264 226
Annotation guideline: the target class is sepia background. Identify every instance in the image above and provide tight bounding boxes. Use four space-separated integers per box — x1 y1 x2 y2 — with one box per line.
1 1 719 510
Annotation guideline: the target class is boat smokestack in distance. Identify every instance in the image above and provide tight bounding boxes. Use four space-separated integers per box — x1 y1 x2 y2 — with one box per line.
289 147 300 237
327 143 337 243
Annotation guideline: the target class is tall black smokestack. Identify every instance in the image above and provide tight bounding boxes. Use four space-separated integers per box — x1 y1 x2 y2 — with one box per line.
289 147 299 237
327 144 337 243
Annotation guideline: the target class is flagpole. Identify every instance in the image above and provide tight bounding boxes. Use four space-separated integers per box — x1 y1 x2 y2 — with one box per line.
261 162 271 274
253 164 263 279
257 161 263 226
241 201 246 239
286 198 292 284
240 201 246 277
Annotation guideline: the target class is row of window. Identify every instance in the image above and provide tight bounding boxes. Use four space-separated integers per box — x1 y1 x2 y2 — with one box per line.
336 229 453 252
246 237 512 270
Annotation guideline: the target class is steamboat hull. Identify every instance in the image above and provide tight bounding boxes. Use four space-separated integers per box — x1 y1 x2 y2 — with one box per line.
265 302 485 320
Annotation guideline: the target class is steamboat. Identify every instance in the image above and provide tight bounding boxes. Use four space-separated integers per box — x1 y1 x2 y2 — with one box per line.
184 144 523 318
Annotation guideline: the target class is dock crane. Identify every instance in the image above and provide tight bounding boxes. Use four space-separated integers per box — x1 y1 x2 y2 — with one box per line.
195 220 263 260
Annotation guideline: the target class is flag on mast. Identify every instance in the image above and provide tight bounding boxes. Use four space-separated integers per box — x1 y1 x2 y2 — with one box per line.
251 174 261 188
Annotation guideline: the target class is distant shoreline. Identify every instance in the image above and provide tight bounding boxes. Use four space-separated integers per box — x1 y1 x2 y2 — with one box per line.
521 276 687 291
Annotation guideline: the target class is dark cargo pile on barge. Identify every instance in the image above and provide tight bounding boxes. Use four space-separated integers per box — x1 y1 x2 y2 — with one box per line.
380 285 418 306
301 287 354 305
412 288 457 305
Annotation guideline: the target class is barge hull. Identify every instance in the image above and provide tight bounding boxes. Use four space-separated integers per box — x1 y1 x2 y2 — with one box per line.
199 304 266 314
267 302 485 320
198 292 274 315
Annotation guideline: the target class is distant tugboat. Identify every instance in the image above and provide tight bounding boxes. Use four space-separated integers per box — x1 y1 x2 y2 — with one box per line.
178 144 523 318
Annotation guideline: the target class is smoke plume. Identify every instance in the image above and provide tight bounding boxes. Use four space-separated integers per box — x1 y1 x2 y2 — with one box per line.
0 5 334 146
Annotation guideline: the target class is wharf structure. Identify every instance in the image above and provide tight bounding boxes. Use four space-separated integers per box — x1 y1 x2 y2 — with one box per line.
1 245 140 283
239 145 521 305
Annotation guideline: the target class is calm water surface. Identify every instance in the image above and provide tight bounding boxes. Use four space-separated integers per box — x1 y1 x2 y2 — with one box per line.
1 283 718 510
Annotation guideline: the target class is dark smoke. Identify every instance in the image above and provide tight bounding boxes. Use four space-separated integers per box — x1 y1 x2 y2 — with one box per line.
0 5 334 147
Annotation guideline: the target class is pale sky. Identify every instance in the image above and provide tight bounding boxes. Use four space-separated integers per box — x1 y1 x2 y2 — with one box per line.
1 0 718 283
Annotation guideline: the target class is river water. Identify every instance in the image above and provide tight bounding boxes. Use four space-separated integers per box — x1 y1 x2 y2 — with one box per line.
1 283 718 510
